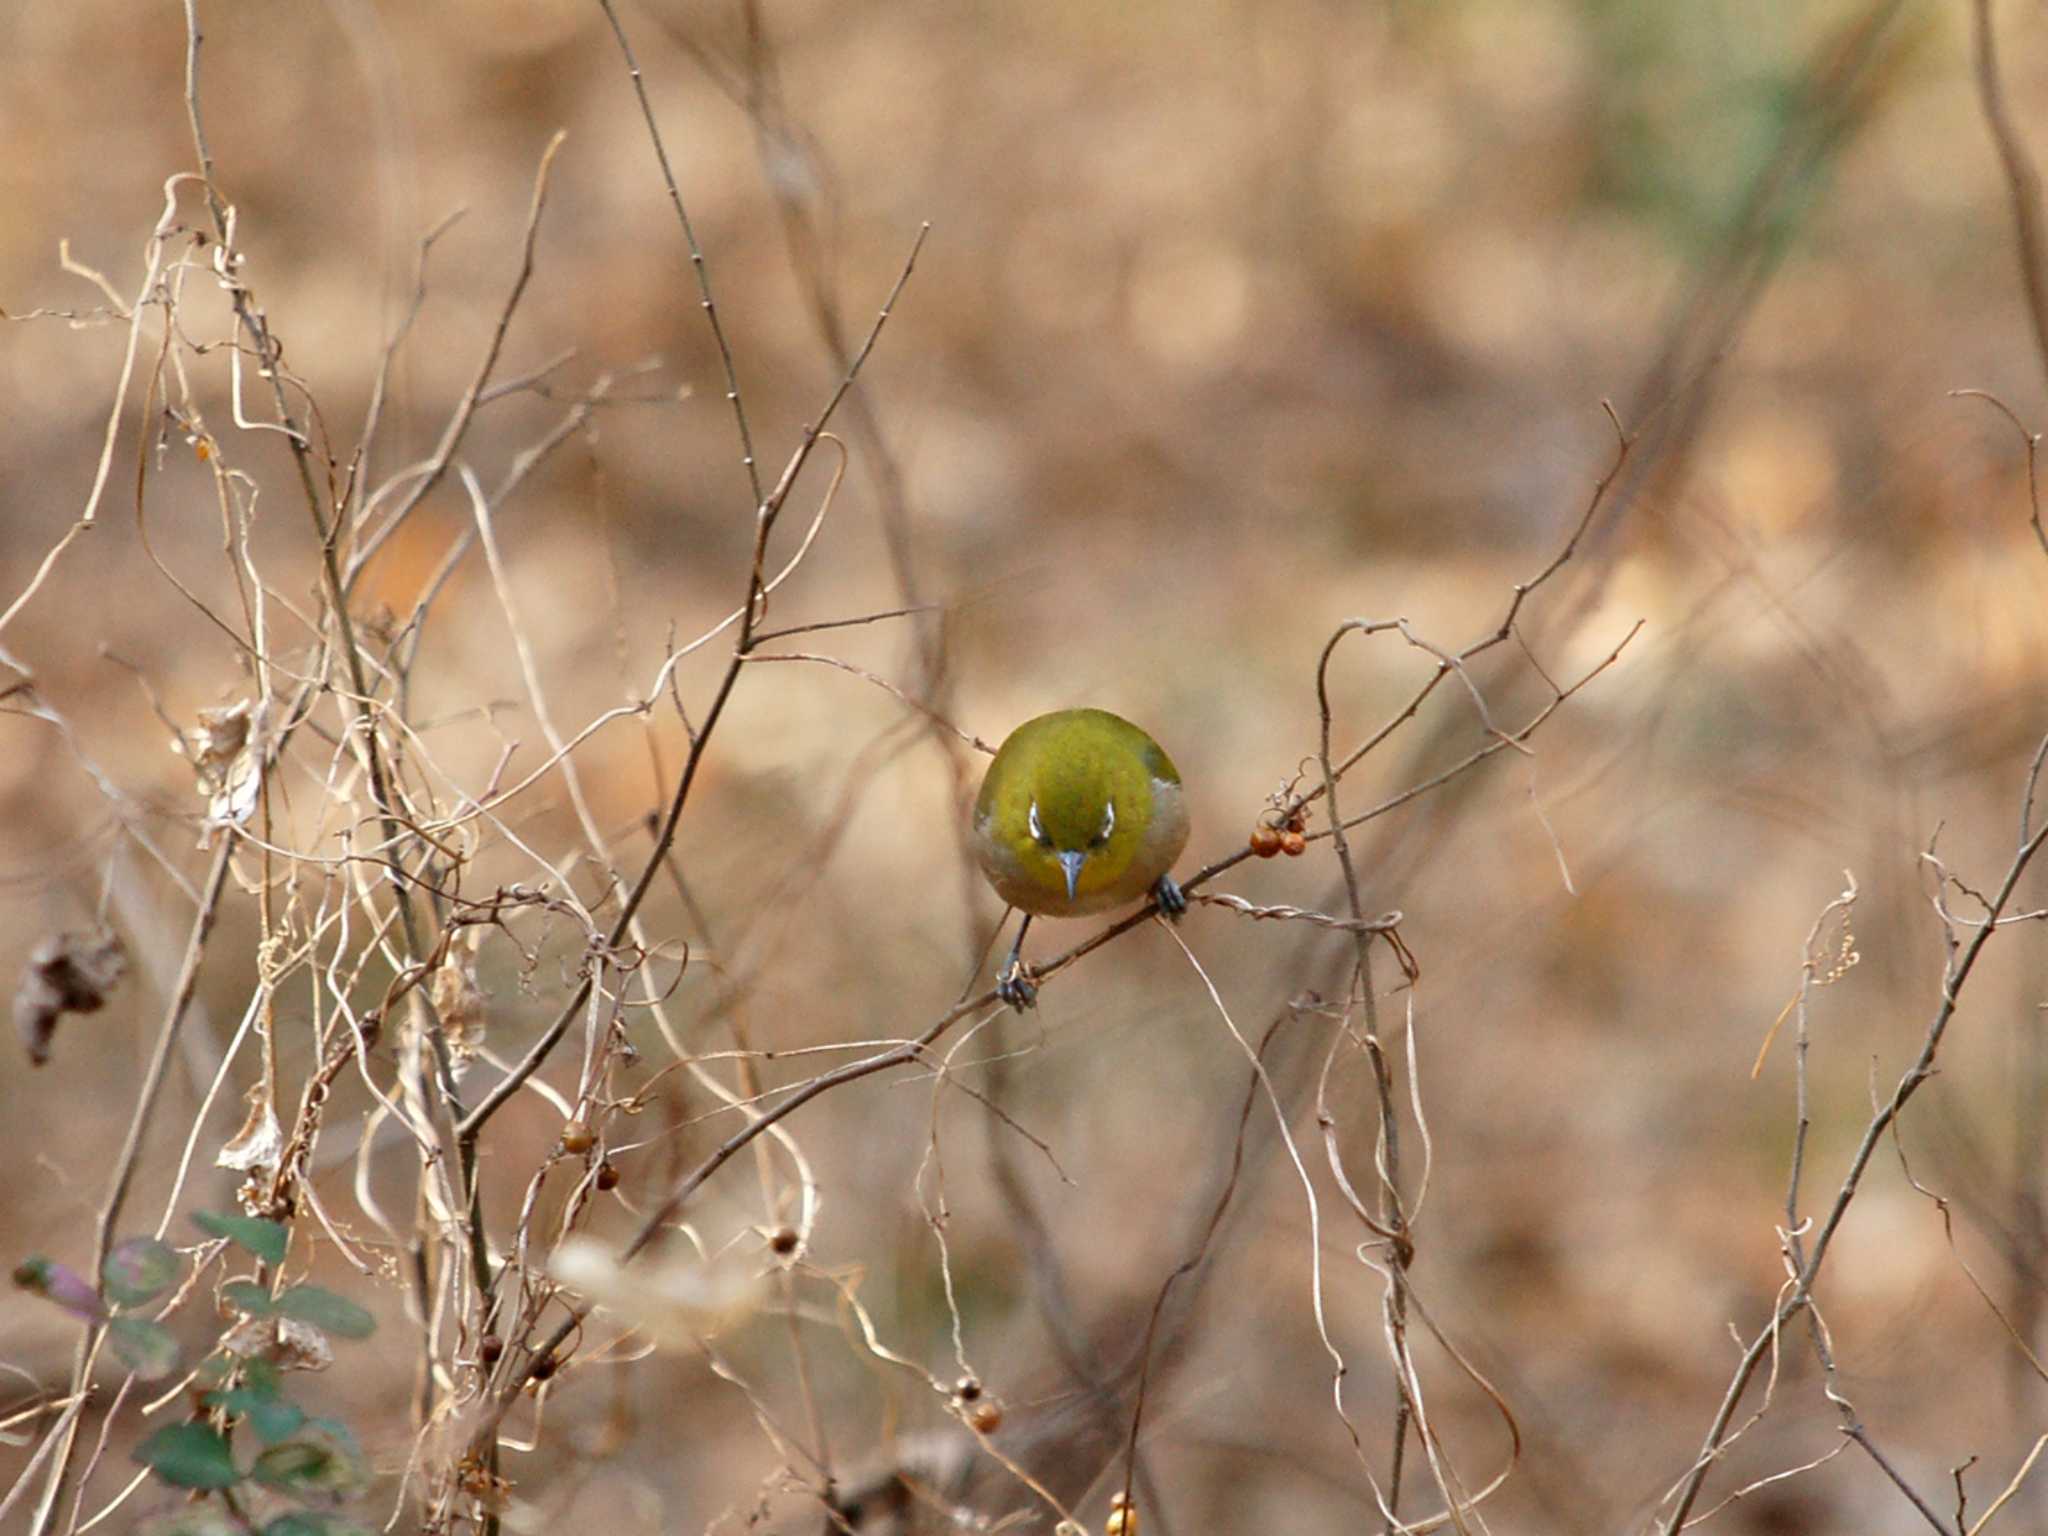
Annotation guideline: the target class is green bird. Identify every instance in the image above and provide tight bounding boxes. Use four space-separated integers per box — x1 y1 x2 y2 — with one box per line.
970 708 1192 1008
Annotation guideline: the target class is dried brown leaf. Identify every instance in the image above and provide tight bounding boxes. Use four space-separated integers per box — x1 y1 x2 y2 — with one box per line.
216 1077 283 1178
15 925 127 1065
172 700 261 832
428 925 489 1070
219 1313 335 1373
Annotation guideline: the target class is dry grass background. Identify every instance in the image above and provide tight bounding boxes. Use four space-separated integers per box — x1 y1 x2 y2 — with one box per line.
4 1 2048 1532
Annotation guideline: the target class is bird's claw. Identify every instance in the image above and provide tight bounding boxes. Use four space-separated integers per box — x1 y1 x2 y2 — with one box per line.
996 959 1039 1011
1154 873 1188 920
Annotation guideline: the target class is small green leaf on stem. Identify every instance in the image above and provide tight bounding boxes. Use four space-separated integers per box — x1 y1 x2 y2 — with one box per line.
222 1280 275 1316
263 1514 376 1536
253 1419 367 1498
275 1285 375 1339
104 1236 180 1306
107 1315 180 1380
250 1440 331 1489
193 1210 288 1265
205 1384 305 1443
134 1508 241 1536
133 1422 239 1489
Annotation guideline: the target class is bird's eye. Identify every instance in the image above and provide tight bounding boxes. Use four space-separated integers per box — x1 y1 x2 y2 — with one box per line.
1028 801 1052 849
1091 801 1115 847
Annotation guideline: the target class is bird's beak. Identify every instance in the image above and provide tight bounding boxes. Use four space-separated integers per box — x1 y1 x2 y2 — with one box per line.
1057 850 1086 902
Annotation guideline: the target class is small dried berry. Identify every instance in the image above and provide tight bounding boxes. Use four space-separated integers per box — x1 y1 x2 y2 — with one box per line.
1279 829 1307 857
528 1353 557 1382
1249 826 1283 858
559 1121 593 1155
769 1225 800 1256
594 1160 620 1192
966 1399 1003 1434
478 1335 503 1365
954 1376 982 1402
1106 1492 1137 1536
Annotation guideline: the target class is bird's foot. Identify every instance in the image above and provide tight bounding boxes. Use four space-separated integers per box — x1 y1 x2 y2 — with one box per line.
1153 873 1188 920
996 958 1039 1011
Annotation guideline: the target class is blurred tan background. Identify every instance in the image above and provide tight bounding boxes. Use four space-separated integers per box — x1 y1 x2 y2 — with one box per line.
5 1 2048 1531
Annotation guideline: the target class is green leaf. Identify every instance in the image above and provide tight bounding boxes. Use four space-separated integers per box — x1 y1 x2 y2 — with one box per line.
195 1354 234 1385
221 1280 275 1316
242 1355 282 1393
133 1422 238 1490
107 1316 180 1380
263 1515 376 1536
249 1393 307 1443
103 1236 180 1306
192 1210 288 1266
250 1440 331 1489
274 1285 375 1340
135 1509 242 1536
204 1385 304 1444
251 1420 366 1498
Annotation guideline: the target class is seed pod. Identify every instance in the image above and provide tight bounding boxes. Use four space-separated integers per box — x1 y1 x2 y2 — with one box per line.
1279 829 1307 857
560 1121 593 1155
1248 826 1283 858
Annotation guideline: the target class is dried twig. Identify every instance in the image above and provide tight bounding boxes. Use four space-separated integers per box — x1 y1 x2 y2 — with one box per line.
1659 740 2048 1532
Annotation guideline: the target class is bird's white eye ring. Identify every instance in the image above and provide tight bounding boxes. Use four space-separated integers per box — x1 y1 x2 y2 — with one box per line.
1096 801 1115 845
1028 801 1050 848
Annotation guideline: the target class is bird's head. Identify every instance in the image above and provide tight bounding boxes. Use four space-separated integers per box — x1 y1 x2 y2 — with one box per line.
1022 776 1124 901
975 710 1164 910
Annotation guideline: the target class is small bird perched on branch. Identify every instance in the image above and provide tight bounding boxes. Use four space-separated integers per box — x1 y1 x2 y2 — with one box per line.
970 708 1191 1008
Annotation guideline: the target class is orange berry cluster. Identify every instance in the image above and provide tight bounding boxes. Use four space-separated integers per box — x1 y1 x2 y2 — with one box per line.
1248 805 1308 859
954 1376 1003 1434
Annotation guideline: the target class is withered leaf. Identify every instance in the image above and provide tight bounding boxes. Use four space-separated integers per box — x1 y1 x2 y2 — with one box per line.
16 926 127 1066
427 925 488 1071
220 1313 335 1373
173 700 261 834
217 1077 283 1178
